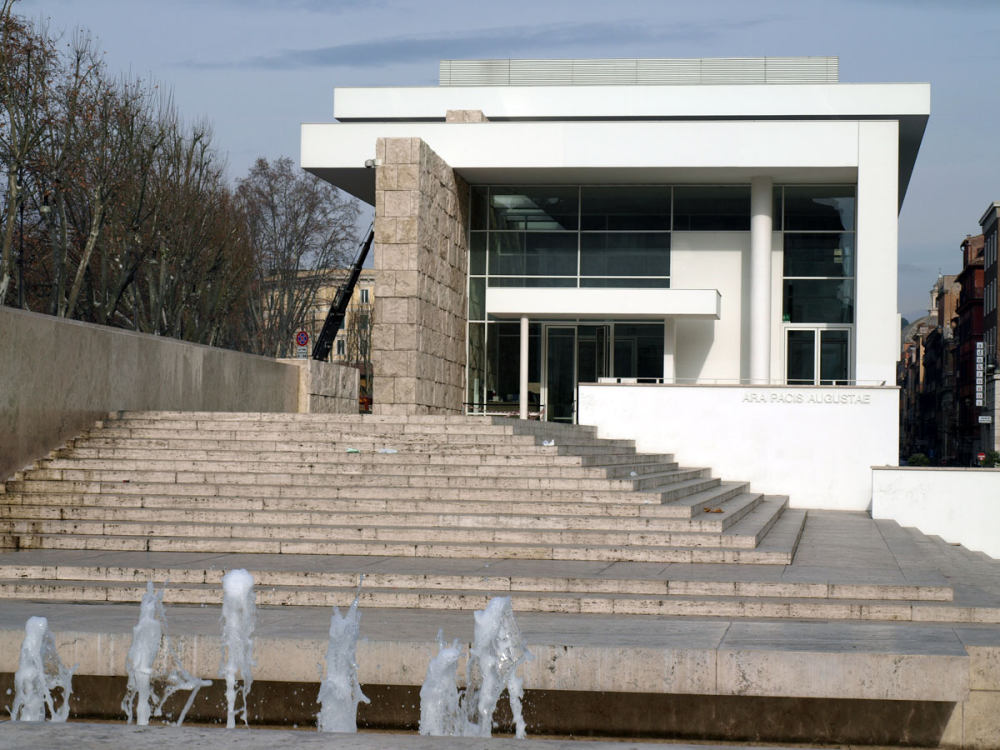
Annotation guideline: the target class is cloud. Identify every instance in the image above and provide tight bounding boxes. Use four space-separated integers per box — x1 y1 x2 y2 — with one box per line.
192 17 778 71
844 0 1000 8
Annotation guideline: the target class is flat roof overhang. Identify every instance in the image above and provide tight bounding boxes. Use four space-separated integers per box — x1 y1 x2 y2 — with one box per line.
302 120 867 206
485 287 722 320
320 82 928 205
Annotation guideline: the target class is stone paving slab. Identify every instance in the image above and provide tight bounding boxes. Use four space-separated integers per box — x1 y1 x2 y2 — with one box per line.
0 723 833 750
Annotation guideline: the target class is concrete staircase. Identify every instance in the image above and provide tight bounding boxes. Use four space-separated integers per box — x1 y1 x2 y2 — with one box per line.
3 411 1000 628
1 411 804 565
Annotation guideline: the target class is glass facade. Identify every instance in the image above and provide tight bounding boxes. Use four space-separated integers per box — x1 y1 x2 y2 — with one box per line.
465 183 858 415
779 186 856 384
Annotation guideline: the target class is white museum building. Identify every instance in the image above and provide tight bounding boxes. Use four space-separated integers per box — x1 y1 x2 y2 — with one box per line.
301 57 930 511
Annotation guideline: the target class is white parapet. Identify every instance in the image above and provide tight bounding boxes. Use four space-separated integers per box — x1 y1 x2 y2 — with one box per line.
872 467 1000 559
485 287 721 320
578 383 899 510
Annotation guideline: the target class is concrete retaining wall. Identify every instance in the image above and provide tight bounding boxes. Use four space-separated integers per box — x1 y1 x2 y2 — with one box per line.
578 383 899 511
0 306 356 481
872 467 1000 559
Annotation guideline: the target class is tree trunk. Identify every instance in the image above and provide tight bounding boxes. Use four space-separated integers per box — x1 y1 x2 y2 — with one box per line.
61 197 104 317
0 173 20 305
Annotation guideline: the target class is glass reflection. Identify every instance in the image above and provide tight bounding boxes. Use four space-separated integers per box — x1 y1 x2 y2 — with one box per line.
783 234 854 278
783 186 855 231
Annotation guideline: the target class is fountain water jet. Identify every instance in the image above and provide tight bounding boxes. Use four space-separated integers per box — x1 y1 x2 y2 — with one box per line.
121 582 212 726
220 569 256 728
418 596 532 738
9 616 76 722
122 583 162 725
418 631 464 736
316 585 369 732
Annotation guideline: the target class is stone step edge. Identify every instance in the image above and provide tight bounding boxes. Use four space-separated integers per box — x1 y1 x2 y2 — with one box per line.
7 477 732 518
0 566 952 602
12 467 710 491
79 427 635 446
1 517 774 548
2 532 794 564
0 580 985 623
0 492 760 523
59 441 675 461
0 502 758 534
32 455 682 474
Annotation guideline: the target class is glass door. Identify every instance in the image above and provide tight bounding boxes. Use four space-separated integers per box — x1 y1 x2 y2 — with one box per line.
543 326 577 423
577 325 609 385
785 327 852 385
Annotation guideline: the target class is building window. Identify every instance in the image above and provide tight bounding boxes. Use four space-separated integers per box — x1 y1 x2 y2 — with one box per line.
672 185 751 230
359 288 370 304
336 339 345 357
469 185 672 298
779 186 857 384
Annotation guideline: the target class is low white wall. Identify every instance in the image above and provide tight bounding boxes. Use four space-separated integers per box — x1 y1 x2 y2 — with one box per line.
0 306 356 481
872 467 1000 559
578 383 899 510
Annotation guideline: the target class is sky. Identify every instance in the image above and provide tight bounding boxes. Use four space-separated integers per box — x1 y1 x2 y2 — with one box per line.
18 0 1000 320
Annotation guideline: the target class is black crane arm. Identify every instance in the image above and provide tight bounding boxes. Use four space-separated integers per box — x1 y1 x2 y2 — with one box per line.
312 223 375 361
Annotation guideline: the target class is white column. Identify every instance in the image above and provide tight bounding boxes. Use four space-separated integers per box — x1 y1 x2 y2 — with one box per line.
750 176 774 384
519 315 529 419
662 318 676 383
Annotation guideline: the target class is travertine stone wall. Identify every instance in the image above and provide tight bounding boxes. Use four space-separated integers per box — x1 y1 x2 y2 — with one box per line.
372 137 469 415
278 358 359 414
445 109 488 123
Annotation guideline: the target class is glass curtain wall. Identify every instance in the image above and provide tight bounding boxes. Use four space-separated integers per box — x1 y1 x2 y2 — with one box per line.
466 184 754 413
780 186 856 385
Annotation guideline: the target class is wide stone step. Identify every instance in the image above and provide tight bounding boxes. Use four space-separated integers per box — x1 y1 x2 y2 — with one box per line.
0 492 667 518
0 559 952 602
96 419 633 445
0 578 986 622
4 479 676 504
15 465 710 493
103 410 607 435
0 502 761 534
647 480 748 518
55 443 676 469
84 426 636 450
32 456 681 480
67 435 643 457
55 443 675 468
3 512 774 549
8 530 798 563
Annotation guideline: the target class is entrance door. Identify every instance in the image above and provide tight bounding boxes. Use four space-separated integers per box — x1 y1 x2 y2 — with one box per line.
543 326 576 422
785 327 851 385
542 324 611 423
577 325 610 385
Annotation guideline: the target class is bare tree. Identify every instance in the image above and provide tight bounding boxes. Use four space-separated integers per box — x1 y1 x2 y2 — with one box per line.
1 3 355 359
236 156 359 357
342 298 374 404
0 1 58 305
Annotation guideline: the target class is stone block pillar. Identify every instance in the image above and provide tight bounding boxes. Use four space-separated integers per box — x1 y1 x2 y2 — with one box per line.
372 138 469 415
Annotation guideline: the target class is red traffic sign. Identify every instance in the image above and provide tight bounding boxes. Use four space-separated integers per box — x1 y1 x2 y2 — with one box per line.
295 331 310 347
